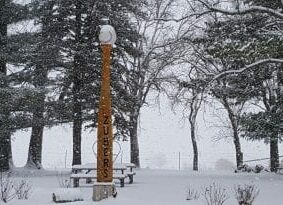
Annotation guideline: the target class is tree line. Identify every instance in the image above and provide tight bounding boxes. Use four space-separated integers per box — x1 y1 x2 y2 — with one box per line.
166 0 283 172
0 0 282 173
0 0 186 171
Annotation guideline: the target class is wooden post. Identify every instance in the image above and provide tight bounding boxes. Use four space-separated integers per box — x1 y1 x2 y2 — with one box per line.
97 44 113 182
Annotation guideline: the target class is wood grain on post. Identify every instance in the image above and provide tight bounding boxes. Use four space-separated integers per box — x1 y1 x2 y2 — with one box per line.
97 44 113 182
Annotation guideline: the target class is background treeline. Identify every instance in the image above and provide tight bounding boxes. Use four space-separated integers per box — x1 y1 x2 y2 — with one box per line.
0 0 282 173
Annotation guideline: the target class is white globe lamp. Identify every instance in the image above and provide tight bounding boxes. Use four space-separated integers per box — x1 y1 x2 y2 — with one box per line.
99 25 117 45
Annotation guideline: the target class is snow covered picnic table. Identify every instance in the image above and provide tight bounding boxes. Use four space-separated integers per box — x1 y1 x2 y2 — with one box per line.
71 163 136 187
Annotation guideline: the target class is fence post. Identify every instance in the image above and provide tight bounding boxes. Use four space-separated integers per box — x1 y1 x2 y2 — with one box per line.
121 151 123 164
64 150 67 168
179 152 181 170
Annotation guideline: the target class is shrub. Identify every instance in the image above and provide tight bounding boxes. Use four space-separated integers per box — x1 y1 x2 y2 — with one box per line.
0 172 15 203
186 186 199 200
14 180 32 200
202 183 229 205
234 184 259 205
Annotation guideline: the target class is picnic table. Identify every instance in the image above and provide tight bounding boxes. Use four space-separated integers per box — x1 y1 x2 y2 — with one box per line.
71 163 136 187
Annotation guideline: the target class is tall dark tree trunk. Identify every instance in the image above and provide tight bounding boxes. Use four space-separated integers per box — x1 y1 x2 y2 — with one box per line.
72 83 82 166
263 90 280 172
223 98 243 168
130 111 140 168
0 0 12 171
232 126 243 168
26 123 44 169
26 88 45 169
189 119 198 171
72 0 83 166
188 90 202 171
72 53 83 165
270 135 279 172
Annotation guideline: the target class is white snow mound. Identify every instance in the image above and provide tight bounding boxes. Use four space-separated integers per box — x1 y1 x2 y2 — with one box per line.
52 188 83 203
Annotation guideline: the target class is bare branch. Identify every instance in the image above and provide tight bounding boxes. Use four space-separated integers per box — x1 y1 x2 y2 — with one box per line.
212 58 283 81
197 0 283 19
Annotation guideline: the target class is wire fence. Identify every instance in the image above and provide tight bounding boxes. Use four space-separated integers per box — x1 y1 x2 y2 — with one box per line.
13 150 242 170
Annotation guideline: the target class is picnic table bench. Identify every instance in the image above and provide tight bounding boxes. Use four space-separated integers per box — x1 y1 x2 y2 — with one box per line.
71 163 136 187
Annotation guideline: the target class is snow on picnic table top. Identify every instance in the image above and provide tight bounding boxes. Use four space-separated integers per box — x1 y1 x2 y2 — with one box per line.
72 163 136 170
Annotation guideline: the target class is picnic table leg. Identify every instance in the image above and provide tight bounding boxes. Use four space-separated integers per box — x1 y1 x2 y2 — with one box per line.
86 178 92 184
129 175 134 184
120 179 125 187
73 178 79 187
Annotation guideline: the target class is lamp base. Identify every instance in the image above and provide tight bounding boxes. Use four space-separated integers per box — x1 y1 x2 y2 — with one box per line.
92 182 116 201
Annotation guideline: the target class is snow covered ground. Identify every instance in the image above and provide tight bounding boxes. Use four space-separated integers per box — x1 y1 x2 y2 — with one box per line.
6 168 283 205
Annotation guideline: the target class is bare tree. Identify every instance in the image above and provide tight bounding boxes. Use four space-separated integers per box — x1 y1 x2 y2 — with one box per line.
210 80 246 168
189 0 283 171
168 70 205 171
120 0 188 167
156 0 283 171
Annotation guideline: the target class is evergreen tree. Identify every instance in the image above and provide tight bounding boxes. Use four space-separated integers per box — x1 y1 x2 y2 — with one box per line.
0 0 11 172
24 0 64 169
0 0 30 171
52 0 144 165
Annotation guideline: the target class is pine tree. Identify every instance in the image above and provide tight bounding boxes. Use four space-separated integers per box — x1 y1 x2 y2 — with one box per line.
0 0 30 171
0 0 11 172
23 0 65 169
52 0 144 165
231 0 282 171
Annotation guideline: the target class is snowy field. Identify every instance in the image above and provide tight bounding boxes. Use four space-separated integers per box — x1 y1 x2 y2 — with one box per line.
6 168 283 205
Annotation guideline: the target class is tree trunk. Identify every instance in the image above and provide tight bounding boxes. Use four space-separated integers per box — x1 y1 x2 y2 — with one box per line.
0 119 11 172
223 99 243 168
270 135 279 172
72 56 83 166
189 120 198 171
130 113 140 168
232 126 243 168
26 91 45 169
72 0 83 166
0 0 12 172
26 124 44 169
72 105 82 166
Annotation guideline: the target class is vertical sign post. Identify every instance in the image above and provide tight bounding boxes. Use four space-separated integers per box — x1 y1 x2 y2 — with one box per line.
93 21 117 201
97 43 113 182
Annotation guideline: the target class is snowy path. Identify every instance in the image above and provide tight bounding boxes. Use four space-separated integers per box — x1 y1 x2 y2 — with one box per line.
7 169 283 205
